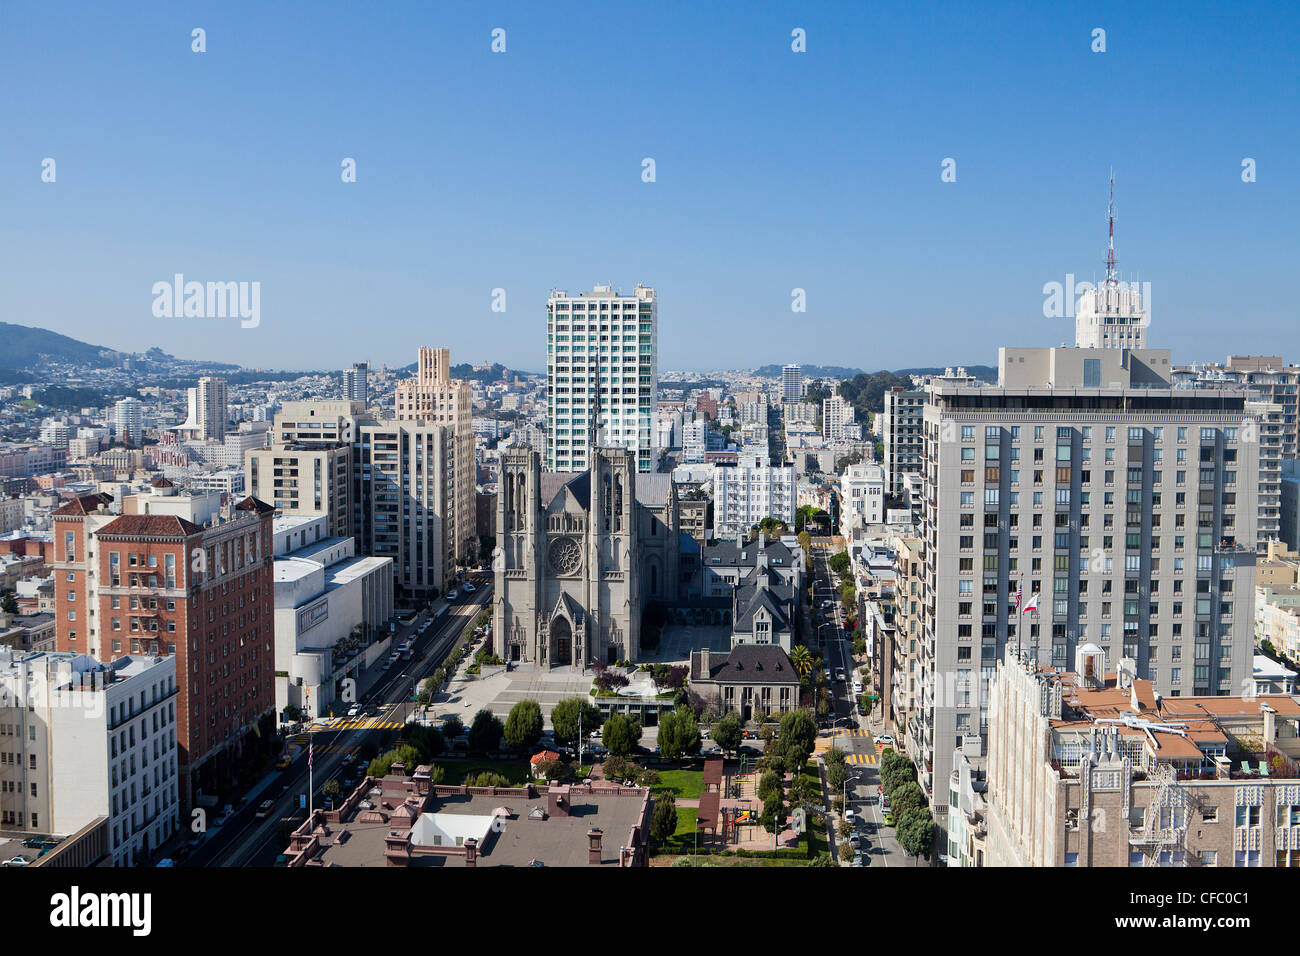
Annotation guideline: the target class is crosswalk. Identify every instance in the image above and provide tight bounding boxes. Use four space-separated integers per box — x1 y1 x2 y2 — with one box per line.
309 744 361 757
310 717 408 732
814 728 879 765
845 751 878 765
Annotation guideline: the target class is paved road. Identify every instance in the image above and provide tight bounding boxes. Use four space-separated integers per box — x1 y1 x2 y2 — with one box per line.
185 576 493 868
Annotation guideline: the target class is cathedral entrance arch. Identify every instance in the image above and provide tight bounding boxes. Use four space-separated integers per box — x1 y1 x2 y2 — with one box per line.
551 617 573 666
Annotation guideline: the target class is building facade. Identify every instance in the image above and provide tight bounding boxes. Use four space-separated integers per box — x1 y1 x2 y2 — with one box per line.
493 445 680 668
712 455 796 539
547 285 657 474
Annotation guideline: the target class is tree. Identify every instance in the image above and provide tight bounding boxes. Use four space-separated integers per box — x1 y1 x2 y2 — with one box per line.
551 697 601 746
778 709 817 758
534 757 568 781
603 755 639 782
443 715 464 740
758 769 784 804
407 725 445 763
838 819 852 838
602 713 642 756
659 706 702 760
891 780 925 818
810 852 836 867
789 645 814 678
0 591 17 614
322 779 340 798
898 813 936 859
713 712 743 754
650 794 678 846
503 699 543 752
839 840 855 862
828 551 851 577
468 709 503 753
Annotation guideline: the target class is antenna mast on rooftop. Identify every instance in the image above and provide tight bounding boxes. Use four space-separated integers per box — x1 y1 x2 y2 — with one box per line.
1105 168 1118 288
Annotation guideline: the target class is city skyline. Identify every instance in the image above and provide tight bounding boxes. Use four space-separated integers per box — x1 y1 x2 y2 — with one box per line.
3 1 1297 372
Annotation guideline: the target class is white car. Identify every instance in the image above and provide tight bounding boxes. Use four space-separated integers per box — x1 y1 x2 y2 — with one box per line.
844 809 855 823
446 589 458 600
852 681 863 694
463 582 476 592
347 705 361 718
876 734 895 748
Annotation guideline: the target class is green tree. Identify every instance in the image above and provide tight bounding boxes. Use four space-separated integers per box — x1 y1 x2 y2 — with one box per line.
789 645 814 678
810 852 836 867
778 709 817 757
442 715 464 740
406 725 445 763
839 840 855 862
468 709 504 753
828 551 850 577
659 706 702 760
602 713 642 756
891 780 925 818
551 697 601 746
713 712 743 754
758 769 784 804
898 813 936 859
650 794 678 846
503 699 543 752
322 779 340 798
0 591 18 615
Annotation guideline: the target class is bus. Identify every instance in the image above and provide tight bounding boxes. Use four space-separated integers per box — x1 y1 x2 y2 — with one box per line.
398 639 413 661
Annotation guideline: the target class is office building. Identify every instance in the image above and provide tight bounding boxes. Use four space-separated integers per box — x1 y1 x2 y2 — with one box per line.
547 285 657 474
920 346 1260 840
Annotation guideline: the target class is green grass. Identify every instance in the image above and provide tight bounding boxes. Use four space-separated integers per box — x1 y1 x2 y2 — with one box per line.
439 760 531 786
661 806 700 853
651 769 704 800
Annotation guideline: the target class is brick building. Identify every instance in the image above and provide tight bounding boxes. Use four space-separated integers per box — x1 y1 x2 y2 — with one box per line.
53 485 276 808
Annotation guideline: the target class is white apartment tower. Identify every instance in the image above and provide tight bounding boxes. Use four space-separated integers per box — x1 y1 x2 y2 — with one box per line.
822 393 856 442
547 285 657 474
882 387 927 497
781 364 803 404
1074 174 1148 350
713 454 797 538
342 362 369 407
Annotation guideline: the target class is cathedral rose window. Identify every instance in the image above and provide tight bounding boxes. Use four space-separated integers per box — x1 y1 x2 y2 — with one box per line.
549 536 582 574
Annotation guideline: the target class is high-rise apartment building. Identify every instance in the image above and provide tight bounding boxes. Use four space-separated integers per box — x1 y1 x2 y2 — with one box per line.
547 285 657 474
822 393 856 442
882 387 926 497
342 362 369 407
1173 356 1300 460
919 346 1259 839
114 397 144 446
174 377 230 443
781 364 803 404
394 347 475 562
52 485 276 809
353 419 454 603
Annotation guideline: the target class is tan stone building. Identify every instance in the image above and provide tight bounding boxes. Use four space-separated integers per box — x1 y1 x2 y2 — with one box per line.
394 347 475 563
985 645 1300 867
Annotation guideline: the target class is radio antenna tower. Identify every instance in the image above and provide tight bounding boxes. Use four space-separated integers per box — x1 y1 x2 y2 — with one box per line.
1105 168 1118 288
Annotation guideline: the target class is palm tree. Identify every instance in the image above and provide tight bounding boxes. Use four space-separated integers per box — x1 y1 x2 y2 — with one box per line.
790 645 814 678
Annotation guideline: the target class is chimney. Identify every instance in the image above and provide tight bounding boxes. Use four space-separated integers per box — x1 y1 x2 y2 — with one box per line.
588 828 602 864
699 648 710 676
464 837 477 867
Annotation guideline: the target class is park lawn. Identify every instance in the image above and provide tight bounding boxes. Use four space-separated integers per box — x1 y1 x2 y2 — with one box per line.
651 769 704 800
664 805 700 853
439 760 531 786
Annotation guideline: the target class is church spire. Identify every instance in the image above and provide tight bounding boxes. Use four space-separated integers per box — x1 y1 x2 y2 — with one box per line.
587 356 603 456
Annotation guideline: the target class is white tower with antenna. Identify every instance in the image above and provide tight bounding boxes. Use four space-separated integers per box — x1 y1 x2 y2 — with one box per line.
1075 170 1149 349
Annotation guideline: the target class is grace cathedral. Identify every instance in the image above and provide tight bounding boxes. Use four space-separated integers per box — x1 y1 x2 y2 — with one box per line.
492 442 683 670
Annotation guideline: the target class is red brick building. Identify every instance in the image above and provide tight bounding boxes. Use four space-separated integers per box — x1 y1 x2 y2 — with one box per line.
54 490 277 807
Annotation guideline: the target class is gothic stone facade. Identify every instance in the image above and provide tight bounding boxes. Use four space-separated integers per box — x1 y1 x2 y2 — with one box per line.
494 446 681 669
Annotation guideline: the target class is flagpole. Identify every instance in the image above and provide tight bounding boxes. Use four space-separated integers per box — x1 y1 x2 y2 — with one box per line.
307 686 313 823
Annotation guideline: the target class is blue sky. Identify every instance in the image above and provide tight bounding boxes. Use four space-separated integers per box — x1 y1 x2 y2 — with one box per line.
1 0 1297 372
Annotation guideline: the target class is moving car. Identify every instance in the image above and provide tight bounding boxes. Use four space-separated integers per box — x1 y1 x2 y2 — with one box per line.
276 755 293 770
883 810 895 827
255 799 275 819
446 589 458 600
875 733 895 748
463 582 475 592
347 705 361 718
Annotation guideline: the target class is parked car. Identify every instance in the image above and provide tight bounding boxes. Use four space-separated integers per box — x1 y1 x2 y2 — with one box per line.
446 589 458 600
875 734 895 748
844 808 855 823
2 857 28 867
883 810 895 827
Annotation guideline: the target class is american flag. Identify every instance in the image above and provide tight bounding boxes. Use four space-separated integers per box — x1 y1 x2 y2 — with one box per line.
1015 580 1022 616
308 735 313 772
